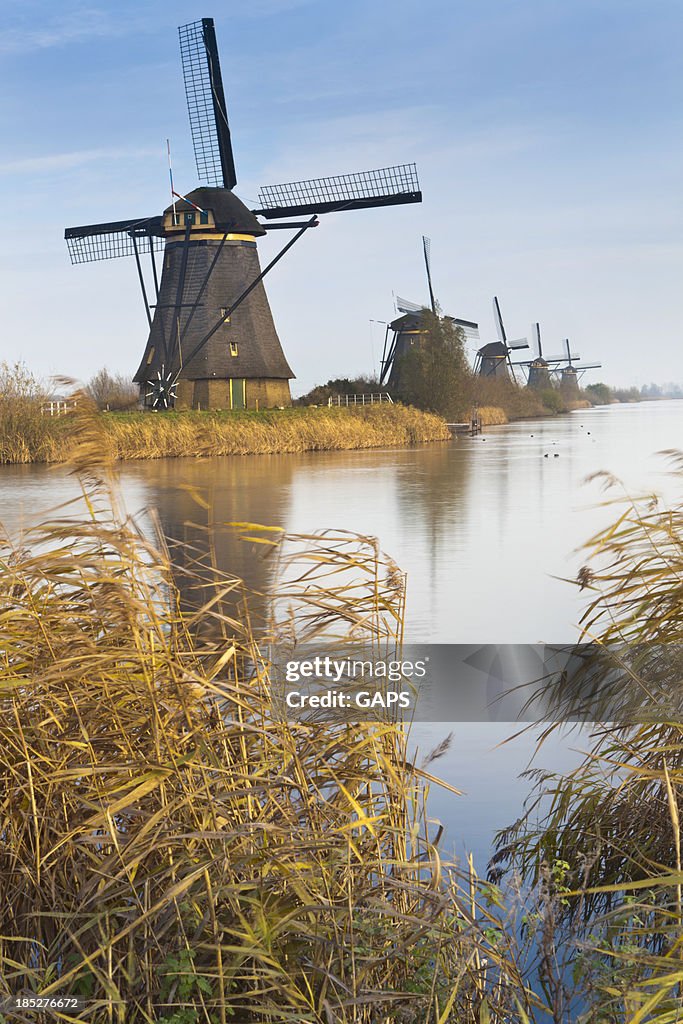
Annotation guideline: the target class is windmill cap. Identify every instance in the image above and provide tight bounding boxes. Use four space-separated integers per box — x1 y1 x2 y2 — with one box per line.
478 341 508 357
164 187 266 236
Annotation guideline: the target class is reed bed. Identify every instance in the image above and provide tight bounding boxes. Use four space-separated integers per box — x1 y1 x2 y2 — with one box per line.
0 398 526 1023
0 403 449 465
492 454 683 1022
0 363 63 464
476 407 508 427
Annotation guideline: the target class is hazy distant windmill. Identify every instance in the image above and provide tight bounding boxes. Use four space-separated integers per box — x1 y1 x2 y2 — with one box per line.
516 323 563 389
474 298 528 378
65 18 422 411
552 338 601 399
379 236 479 389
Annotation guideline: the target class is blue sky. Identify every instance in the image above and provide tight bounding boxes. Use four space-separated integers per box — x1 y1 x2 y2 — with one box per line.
2 0 682 394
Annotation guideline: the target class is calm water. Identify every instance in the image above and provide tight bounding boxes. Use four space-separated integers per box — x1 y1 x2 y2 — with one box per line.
2 400 682 867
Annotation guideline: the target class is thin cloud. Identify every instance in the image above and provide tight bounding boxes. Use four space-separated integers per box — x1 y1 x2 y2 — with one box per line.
1 2 317 54
243 0 316 13
0 6 156 55
0 147 160 176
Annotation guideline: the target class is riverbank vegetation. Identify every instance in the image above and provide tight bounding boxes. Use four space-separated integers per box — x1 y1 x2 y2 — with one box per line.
0 364 449 465
0 403 530 1022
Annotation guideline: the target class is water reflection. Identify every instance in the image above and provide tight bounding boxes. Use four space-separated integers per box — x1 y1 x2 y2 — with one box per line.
122 454 297 621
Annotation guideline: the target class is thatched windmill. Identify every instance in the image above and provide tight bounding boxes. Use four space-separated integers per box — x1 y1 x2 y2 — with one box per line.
65 18 422 410
553 338 601 399
473 298 528 379
515 323 564 389
379 237 479 390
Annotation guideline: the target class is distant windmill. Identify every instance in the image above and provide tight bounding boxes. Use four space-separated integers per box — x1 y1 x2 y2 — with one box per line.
64 17 422 411
379 237 479 389
474 298 529 378
552 338 601 399
516 323 563 389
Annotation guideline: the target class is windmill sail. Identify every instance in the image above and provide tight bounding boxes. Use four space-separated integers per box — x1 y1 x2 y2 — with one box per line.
492 296 507 343
255 164 421 218
422 236 436 313
546 351 579 362
179 18 237 189
64 217 163 263
396 296 424 314
452 318 480 341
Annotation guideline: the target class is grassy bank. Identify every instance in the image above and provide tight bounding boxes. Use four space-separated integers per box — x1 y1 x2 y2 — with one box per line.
0 402 450 465
477 396 592 427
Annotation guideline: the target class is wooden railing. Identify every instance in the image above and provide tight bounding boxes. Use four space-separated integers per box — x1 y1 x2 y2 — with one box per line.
327 393 394 407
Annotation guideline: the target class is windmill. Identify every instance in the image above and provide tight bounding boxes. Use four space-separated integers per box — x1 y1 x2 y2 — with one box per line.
379 236 479 389
516 324 562 389
473 298 528 379
65 18 422 411
552 338 601 399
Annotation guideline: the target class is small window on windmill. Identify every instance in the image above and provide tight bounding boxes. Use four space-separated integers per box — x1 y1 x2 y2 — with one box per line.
221 307 231 323
230 342 238 357
200 211 209 225
184 212 195 226
146 347 155 365
171 213 180 226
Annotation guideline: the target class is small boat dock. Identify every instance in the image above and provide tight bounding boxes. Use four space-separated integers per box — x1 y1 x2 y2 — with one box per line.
447 410 482 436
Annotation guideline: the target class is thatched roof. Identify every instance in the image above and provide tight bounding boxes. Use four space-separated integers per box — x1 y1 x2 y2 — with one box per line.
165 188 265 237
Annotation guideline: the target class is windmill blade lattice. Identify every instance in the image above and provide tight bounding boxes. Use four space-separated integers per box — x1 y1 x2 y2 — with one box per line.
65 217 163 264
179 18 237 189
255 164 421 218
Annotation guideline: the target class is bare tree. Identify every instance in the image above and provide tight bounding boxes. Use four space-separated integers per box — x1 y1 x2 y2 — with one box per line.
85 369 139 411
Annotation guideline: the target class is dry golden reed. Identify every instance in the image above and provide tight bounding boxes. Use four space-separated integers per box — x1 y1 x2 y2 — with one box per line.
494 455 683 1023
476 407 508 426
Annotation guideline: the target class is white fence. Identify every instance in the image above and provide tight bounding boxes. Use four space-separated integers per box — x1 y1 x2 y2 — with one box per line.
41 400 78 417
327 392 393 407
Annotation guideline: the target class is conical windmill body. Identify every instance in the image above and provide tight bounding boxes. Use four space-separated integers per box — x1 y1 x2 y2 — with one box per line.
474 298 528 378
65 19 422 411
379 237 479 389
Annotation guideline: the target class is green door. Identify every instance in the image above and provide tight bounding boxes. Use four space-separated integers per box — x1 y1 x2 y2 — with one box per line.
230 379 246 410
